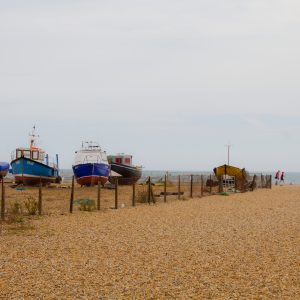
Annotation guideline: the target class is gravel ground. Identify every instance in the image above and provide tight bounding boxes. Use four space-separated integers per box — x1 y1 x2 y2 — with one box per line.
0 186 299 299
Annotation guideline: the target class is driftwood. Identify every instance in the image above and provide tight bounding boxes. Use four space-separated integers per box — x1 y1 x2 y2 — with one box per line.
160 192 184 196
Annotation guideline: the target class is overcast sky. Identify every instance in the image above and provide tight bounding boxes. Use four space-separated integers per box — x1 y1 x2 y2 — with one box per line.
1 0 300 171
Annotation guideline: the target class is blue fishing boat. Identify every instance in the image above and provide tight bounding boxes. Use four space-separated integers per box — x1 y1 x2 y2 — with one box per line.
0 162 9 179
72 142 110 186
10 127 61 185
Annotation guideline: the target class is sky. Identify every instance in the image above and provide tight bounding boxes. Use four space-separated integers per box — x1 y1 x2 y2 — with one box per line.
1 0 300 171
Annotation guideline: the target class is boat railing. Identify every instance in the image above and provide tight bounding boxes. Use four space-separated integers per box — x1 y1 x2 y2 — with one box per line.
74 154 107 165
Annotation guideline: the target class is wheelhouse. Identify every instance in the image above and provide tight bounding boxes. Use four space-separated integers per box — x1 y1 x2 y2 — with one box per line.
13 148 45 162
110 154 132 166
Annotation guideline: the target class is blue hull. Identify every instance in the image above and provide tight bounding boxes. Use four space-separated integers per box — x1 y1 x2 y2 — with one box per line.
73 163 110 186
0 162 9 179
11 158 60 185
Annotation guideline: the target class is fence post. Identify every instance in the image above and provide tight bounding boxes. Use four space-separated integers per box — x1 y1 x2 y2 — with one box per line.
147 176 151 204
38 177 42 215
115 178 118 209
97 181 101 210
201 175 204 197
69 176 75 213
178 175 181 200
164 174 167 203
190 175 193 198
1 178 5 221
209 174 212 194
218 176 223 193
241 176 246 193
132 183 136 207
151 184 156 204
234 176 237 192
269 175 272 189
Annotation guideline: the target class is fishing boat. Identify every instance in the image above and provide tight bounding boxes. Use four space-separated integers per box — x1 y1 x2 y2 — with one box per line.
213 164 247 179
10 127 61 185
108 154 142 185
0 162 9 179
72 142 110 186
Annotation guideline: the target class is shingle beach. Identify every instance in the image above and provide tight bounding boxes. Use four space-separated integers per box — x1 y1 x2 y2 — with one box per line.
0 185 299 299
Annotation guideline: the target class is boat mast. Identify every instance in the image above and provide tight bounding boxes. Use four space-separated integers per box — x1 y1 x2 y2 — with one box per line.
226 142 232 166
29 125 39 149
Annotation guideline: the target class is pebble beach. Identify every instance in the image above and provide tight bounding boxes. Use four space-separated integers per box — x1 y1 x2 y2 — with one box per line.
0 185 299 299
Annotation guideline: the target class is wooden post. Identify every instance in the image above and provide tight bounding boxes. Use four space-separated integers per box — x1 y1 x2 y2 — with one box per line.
97 181 101 210
261 174 263 188
147 176 151 204
69 176 74 213
132 184 136 207
234 176 237 192
38 177 42 215
269 175 272 189
150 185 156 204
209 174 212 194
178 175 181 200
201 175 204 197
1 178 5 221
218 176 223 193
164 174 167 203
115 178 118 209
241 176 246 193
190 175 193 198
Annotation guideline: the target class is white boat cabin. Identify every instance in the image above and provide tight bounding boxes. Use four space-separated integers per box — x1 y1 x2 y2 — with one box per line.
110 154 133 166
74 142 108 165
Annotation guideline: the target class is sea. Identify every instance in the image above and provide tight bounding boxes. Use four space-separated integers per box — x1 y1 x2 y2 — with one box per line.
58 170 300 185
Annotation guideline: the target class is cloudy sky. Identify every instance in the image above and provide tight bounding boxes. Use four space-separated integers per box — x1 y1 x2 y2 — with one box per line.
1 0 300 171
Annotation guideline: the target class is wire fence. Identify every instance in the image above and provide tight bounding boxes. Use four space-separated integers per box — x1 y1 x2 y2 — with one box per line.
0 174 272 221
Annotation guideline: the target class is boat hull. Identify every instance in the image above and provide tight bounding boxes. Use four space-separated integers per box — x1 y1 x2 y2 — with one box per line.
72 163 110 186
213 164 246 179
109 163 142 185
11 158 60 185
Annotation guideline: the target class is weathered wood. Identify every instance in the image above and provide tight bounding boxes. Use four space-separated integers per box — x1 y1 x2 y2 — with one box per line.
218 176 223 193
234 176 237 192
178 175 181 200
38 177 42 215
190 175 193 198
1 179 5 221
69 176 75 213
132 184 136 207
150 185 156 204
164 174 167 203
147 176 151 204
201 175 204 197
115 178 118 209
97 182 101 210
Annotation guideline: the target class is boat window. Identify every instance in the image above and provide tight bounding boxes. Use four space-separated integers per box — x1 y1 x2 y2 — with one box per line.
124 158 131 165
23 150 31 159
40 152 45 161
32 151 39 160
116 157 122 164
16 150 22 158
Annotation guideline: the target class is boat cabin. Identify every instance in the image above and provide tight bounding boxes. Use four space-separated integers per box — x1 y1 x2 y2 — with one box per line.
14 148 45 162
74 150 108 165
110 154 132 166
74 142 108 165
